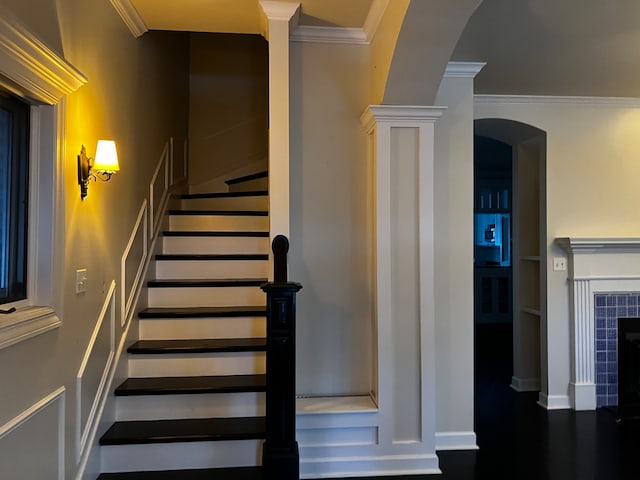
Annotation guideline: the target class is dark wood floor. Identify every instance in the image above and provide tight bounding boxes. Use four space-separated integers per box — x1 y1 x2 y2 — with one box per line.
335 323 640 480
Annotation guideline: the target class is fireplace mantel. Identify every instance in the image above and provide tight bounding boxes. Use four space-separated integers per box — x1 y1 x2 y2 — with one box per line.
557 237 640 254
557 237 640 410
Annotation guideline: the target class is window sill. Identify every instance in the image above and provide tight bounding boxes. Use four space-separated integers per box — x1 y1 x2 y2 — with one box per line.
0 306 61 350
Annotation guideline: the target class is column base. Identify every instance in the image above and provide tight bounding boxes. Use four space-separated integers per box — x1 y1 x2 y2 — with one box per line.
570 382 596 410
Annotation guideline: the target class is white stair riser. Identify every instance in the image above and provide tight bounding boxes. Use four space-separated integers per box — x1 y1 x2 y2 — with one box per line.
156 260 268 279
115 392 265 421
181 196 268 211
101 440 262 472
169 215 268 232
139 317 266 340
148 286 265 308
228 177 268 193
128 352 266 377
162 236 269 255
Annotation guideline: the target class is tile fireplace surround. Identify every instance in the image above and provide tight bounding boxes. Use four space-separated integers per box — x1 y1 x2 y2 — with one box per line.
557 237 640 410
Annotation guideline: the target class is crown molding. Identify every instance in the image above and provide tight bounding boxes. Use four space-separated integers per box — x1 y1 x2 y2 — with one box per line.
475 94 640 108
291 26 368 44
0 9 87 104
109 0 148 38
444 62 486 78
363 0 389 43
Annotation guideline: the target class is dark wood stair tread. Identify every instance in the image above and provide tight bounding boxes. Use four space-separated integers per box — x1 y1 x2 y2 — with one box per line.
128 338 266 354
99 416 266 445
97 466 262 480
162 231 269 237
180 190 268 199
225 171 268 185
147 278 267 288
138 306 267 318
168 210 268 216
115 374 266 396
155 254 268 261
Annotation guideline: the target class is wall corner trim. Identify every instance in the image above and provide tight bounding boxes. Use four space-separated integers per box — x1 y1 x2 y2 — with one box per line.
109 0 148 38
0 8 87 104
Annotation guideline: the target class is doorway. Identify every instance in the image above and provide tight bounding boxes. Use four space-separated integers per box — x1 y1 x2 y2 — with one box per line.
474 118 548 400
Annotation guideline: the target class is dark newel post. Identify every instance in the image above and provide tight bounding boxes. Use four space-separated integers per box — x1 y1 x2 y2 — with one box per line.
261 235 302 480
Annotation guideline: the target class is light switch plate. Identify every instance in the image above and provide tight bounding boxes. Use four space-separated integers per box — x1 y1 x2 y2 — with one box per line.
553 257 567 271
76 269 88 293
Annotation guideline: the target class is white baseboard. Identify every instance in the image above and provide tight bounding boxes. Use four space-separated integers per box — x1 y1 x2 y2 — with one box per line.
300 452 440 478
510 376 540 392
538 392 571 410
435 431 478 451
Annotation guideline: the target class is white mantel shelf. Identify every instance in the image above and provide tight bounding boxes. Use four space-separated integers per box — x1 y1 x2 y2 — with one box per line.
556 236 640 410
557 237 640 254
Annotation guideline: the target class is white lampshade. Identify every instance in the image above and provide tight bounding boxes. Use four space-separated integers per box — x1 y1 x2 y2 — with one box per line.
93 140 119 173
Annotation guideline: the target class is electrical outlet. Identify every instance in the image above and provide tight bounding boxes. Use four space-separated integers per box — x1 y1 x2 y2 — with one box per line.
76 269 88 293
553 257 567 272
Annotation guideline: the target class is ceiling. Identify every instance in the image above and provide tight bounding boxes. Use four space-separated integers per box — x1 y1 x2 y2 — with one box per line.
452 0 640 98
127 0 640 99
129 0 375 34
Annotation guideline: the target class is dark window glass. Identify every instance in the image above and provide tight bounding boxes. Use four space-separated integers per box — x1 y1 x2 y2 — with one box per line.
0 91 29 304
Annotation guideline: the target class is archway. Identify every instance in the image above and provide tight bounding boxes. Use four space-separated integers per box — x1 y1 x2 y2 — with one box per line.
474 118 548 399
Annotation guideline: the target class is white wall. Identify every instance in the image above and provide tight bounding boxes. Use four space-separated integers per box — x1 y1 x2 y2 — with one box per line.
0 0 189 478
189 33 268 190
433 75 476 440
476 96 640 403
289 40 373 396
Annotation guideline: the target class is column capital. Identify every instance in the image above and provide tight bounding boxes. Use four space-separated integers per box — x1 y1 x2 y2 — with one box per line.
360 105 447 133
259 1 300 39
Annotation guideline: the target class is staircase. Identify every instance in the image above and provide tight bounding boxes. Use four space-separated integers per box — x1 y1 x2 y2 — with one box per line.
98 172 272 479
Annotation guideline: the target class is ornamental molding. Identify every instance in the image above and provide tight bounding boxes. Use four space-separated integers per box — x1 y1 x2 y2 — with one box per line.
291 26 367 45
0 8 87 104
476 95 640 108
109 0 148 38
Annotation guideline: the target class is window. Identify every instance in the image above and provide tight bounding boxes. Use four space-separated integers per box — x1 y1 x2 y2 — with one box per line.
0 91 29 305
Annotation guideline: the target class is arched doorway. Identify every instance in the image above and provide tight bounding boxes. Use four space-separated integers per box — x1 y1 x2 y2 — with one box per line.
474 118 548 400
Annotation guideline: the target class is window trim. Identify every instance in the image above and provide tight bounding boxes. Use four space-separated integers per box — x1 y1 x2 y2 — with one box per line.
0 5 86 350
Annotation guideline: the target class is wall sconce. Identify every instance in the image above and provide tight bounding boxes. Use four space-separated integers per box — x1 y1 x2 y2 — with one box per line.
78 140 120 199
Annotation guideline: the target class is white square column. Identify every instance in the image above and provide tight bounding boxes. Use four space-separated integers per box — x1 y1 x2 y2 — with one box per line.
259 1 300 246
361 105 445 469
